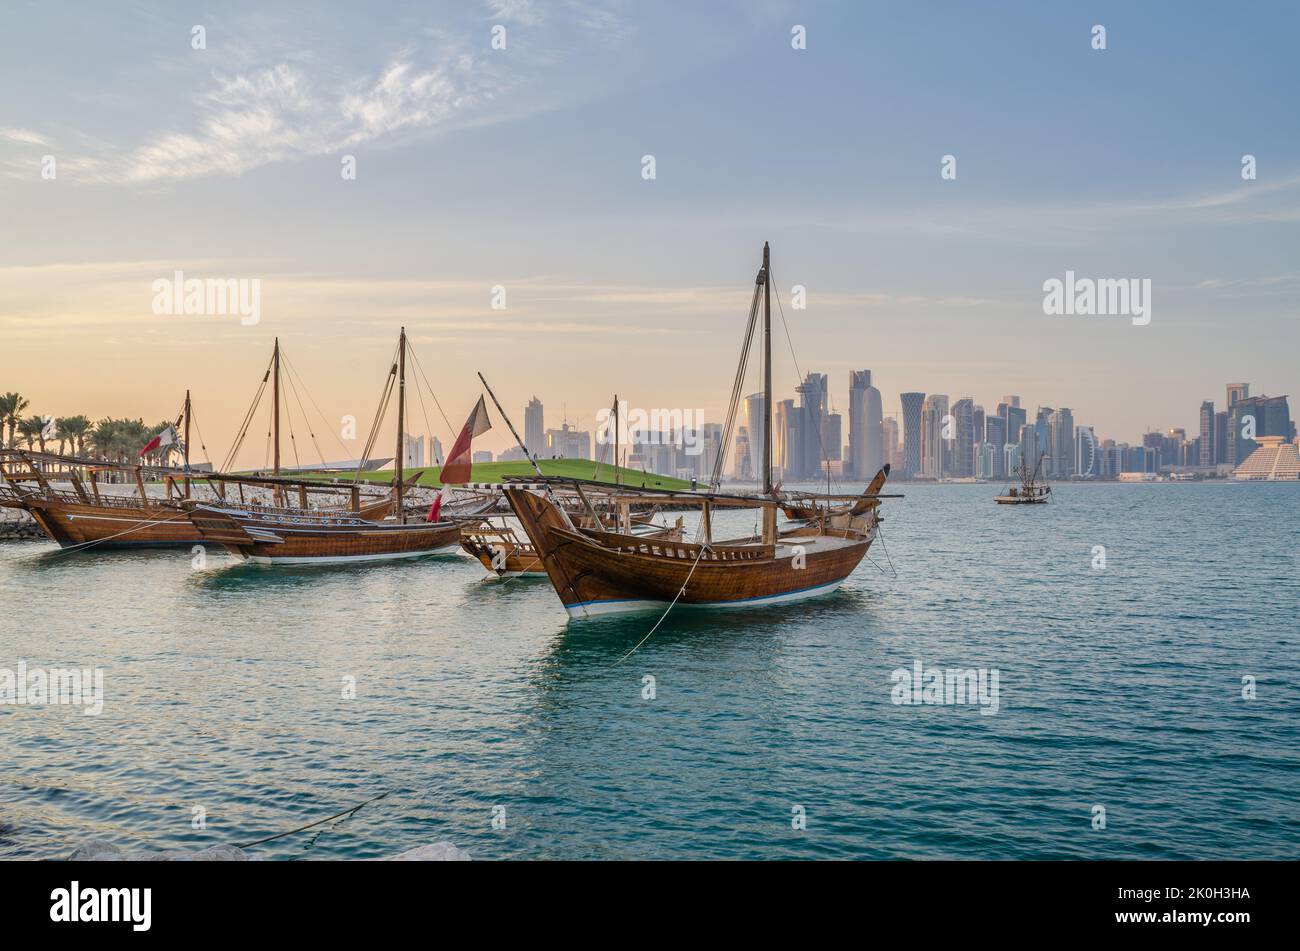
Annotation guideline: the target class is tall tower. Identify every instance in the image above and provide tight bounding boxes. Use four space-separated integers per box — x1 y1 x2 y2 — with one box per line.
848 370 883 480
742 393 766 482
795 372 827 479
900 392 926 479
1198 401 1215 467
524 397 544 461
921 394 949 479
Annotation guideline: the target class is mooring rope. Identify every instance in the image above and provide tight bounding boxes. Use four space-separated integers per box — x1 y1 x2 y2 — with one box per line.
612 542 709 665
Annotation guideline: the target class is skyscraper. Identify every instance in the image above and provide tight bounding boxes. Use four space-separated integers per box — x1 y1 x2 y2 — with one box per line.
921 394 949 479
1198 400 1215 467
524 397 544 461
742 393 766 481
732 428 752 481
700 422 723 484
1075 426 1097 477
823 413 842 463
775 398 796 481
900 392 925 479
951 397 975 477
1035 408 1053 475
1226 383 1249 409
1054 407 1075 475
881 416 901 473
795 372 827 479
1229 394 1293 465
848 370 883 480
985 414 1007 478
999 402 1026 447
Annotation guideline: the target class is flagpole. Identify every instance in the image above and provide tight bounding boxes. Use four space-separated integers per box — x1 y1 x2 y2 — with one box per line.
478 372 579 532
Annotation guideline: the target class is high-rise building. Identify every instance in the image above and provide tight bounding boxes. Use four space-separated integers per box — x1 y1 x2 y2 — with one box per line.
1226 383 1249 409
732 428 752 481
1035 408 1053 475
699 422 723 484
1075 426 1097 477
1052 407 1075 475
794 373 827 479
431 437 444 466
1198 401 1216 467
900 392 925 480
848 370 883 480
951 397 976 477
999 402 1027 447
921 394 949 479
775 398 796 481
1020 422 1042 474
742 393 766 481
524 397 544 460
1229 394 1293 466
881 416 901 474
403 433 425 468
545 422 591 460
823 413 842 463
985 415 1007 478
1214 411 1229 464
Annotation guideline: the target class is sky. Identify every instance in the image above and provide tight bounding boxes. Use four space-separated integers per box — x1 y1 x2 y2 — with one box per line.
1 0 1297 465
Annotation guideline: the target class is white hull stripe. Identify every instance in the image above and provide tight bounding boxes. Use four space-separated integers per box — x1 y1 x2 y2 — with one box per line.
564 578 848 618
241 543 461 565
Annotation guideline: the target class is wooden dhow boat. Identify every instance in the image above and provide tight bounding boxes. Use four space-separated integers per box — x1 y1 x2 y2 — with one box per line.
187 329 469 565
995 452 1051 505
0 444 207 549
485 243 901 618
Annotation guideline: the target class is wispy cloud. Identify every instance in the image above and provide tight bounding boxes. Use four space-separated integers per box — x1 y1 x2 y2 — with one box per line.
0 127 50 147
72 45 504 185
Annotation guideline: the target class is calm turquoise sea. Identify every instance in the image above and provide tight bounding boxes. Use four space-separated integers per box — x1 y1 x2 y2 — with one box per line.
1 482 1297 860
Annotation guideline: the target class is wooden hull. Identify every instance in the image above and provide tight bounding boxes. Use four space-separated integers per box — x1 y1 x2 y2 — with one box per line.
461 519 685 579
503 488 874 619
461 537 548 577
188 505 461 564
15 496 202 548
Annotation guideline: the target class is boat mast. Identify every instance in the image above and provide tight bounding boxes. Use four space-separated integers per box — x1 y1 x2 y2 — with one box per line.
761 241 776 544
272 338 281 478
761 241 772 496
183 389 192 498
395 327 407 524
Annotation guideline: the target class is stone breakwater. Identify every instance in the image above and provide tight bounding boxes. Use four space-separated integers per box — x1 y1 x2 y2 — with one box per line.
0 505 40 540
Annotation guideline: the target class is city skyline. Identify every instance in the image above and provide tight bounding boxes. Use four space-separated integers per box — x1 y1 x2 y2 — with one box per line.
1 2 1297 466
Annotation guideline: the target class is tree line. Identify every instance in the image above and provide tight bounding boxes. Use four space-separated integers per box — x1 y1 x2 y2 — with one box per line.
0 392 180 467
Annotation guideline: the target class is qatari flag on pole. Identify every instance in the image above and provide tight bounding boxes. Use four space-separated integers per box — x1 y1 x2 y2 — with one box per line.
439 396 492 484
139 424 179 457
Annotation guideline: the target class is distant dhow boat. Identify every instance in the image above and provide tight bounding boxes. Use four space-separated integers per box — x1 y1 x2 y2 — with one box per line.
995 452 1051 504
187 329 481 565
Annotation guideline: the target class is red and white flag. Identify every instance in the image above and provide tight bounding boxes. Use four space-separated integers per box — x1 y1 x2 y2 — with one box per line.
439 396 492 484
139 424 179 457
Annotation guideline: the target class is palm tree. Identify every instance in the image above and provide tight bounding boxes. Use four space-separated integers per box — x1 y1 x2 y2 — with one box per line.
17 416 43 450
57 415 91 456
1 392 29 448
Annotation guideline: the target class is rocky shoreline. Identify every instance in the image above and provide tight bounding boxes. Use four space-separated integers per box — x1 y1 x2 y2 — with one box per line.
0 506 41 540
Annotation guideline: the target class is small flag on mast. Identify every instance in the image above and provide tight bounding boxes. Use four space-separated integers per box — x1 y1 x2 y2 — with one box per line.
139 424 180 457
439 396 492 485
